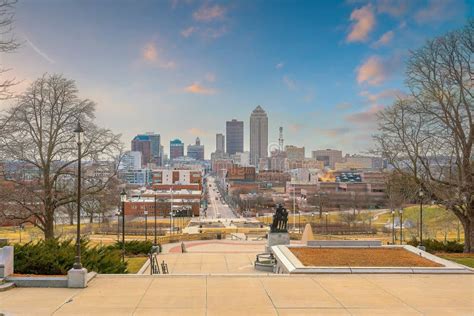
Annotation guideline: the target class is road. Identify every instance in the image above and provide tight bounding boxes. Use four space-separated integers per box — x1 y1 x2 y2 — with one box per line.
205 176 237 219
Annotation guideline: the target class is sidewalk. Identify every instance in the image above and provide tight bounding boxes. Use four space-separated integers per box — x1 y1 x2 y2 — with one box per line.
1 274 473 315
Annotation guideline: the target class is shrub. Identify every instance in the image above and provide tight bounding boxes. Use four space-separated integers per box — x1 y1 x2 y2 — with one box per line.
14 238 126 275
111 240 156 256
407 238 464 253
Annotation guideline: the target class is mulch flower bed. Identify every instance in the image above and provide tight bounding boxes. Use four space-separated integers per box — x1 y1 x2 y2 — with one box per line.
290 248 443 267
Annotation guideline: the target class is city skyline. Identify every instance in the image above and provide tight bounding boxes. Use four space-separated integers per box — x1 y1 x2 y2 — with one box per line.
0 0 470 158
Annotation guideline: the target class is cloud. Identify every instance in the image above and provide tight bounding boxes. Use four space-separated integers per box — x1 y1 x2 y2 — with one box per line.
181 26 196 38
345 104 384 124
142 41 176 68
335 102 352 110
316 127 352 137
283 75 296 90
276 62 284 69
415 0 464 24
187 127 210 137
288 123 303 133
372 30 394 48
347 4 375 43
184 82 216 95
143 42 158 62
376 0 409 17
360 89 407 104
356 55 399 85
24 36 55 64
193 4 226 22
201 25 228 39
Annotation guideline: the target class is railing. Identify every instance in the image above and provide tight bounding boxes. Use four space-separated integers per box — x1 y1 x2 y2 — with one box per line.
255 252 276 265
149 253 160 275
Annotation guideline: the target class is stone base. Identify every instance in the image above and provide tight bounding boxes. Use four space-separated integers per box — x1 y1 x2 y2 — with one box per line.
67 268 88 288
266 232 290 253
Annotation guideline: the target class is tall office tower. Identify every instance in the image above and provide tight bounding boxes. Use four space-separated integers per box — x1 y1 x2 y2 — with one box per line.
216 133 225 153
226 119 244 155
187 137 205 160
311 149 343 169
147 133 161 166
249 105 268 166
131 133 161 166
131 135 151 166
170 139 185 160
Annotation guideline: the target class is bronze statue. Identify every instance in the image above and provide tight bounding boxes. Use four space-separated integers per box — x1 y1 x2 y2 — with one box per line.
270 203 288 233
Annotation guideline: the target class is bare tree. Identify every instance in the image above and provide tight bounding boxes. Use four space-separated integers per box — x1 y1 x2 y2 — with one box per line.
374 21 473 252
0 0 20 99
0 74 123 239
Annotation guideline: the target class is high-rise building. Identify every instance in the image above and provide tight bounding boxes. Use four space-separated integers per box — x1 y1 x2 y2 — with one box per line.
312 149 343 169
249 105 268 166
226 119 244 155
132 135 151 166
170 139 184 160
187 137 205 160
285 145 305 160
131 133 161 166
216 133 225 153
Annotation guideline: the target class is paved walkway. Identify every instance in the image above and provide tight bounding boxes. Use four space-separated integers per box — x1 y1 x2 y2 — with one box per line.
0 274 473 315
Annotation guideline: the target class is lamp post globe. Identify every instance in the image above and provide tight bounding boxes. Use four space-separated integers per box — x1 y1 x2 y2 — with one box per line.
73 121 84 270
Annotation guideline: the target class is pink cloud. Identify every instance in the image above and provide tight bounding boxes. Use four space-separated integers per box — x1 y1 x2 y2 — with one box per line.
372 30 394 48
415 0 464 24
193 4 226 22
142 41 176 68
356 55 394 85
376 0 409 17
345 104 385 124
181 26 196 38
347 4 375 43
184 82 216 95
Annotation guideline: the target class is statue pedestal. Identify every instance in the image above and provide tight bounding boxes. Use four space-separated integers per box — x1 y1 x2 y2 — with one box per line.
266 232 290 253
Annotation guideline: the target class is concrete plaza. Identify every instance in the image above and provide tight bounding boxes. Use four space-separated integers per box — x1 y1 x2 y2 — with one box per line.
0 274 473 315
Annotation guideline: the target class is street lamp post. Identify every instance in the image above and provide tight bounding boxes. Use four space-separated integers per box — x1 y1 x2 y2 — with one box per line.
324 212 329 235
73 121 84 270
144 210 148 241
120 189 127 262
391 209 395 244
418 189 424 249
154 192 157 245
116 211 120 242
298 211 301 233
399 208 403 245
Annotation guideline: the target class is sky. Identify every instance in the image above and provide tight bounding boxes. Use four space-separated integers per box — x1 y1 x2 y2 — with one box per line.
0 0 471 158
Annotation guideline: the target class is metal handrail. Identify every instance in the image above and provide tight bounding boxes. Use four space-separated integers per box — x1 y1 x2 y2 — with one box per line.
149 253 160 275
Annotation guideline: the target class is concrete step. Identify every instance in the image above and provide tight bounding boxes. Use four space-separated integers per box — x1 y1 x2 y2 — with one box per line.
0 281 15 292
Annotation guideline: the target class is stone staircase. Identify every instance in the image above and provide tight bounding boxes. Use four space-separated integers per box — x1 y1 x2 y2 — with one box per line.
0 278 15 292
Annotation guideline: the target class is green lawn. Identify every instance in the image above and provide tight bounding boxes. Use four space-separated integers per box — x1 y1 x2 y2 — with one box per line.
125 256 148 274
437 254 474 268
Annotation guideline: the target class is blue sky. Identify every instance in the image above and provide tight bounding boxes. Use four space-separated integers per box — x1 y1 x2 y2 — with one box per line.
0 0 471 158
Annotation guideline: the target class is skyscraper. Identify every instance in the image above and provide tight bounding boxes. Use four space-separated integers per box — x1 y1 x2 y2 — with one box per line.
226 119 244 155
250 105 268 166
170 139 184 160
187 137 205 160
216 133 225 153
131 133 162 166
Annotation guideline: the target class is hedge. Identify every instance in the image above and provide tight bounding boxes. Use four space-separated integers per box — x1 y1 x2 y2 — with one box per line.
14 238 127 275
407 238 464 253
